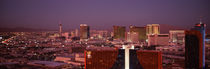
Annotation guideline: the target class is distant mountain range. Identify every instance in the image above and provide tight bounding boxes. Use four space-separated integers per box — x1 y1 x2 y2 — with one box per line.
159 24 186 34
159 24 210 34
0 25 209 34
0 27 53 32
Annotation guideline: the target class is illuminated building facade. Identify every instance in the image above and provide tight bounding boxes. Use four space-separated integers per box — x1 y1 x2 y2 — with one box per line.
70 31 75 37
148 34 169 46
113 26 126 39
126 32 139 43
85 49 162 69
75 29 79 37
169 30 185 46
129 25 146 42
80 24 90 39
90 30 109 39
61 32 70 39
70 29 79 37
185 23 206 69
146 24 160 35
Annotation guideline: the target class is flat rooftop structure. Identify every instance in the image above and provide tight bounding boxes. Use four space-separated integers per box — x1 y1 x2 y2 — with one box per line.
85 49 162 69
86 46 116 51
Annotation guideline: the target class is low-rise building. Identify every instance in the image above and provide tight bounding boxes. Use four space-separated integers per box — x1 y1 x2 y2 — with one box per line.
169 30 185 46
148 34 169 46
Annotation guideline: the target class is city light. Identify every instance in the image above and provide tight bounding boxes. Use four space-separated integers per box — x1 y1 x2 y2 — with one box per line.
0 0 209 69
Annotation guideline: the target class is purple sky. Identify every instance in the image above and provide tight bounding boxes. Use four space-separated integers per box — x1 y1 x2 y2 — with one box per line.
0 0 210 30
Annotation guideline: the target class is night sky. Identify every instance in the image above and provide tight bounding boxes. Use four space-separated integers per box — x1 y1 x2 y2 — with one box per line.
0 0 210 30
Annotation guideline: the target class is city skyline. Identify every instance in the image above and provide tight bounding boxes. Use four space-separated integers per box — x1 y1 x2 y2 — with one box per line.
0 0 210 30
1 0 210 69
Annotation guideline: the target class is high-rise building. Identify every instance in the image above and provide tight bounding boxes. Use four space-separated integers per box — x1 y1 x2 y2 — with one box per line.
169 30 185 46
146 24 160 35
185 30 203 69
113 26 126 39
129 25 146 42
85 47 162 69
185 23 206 69
80 24 90 39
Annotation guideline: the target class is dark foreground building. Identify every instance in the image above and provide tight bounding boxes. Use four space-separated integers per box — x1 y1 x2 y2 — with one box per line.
185 23 206 69
85 49 162 69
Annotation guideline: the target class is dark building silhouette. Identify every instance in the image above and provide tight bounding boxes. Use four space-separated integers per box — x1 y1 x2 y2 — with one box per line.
185 23 206 69
185 30 203 69
113 26 126 39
